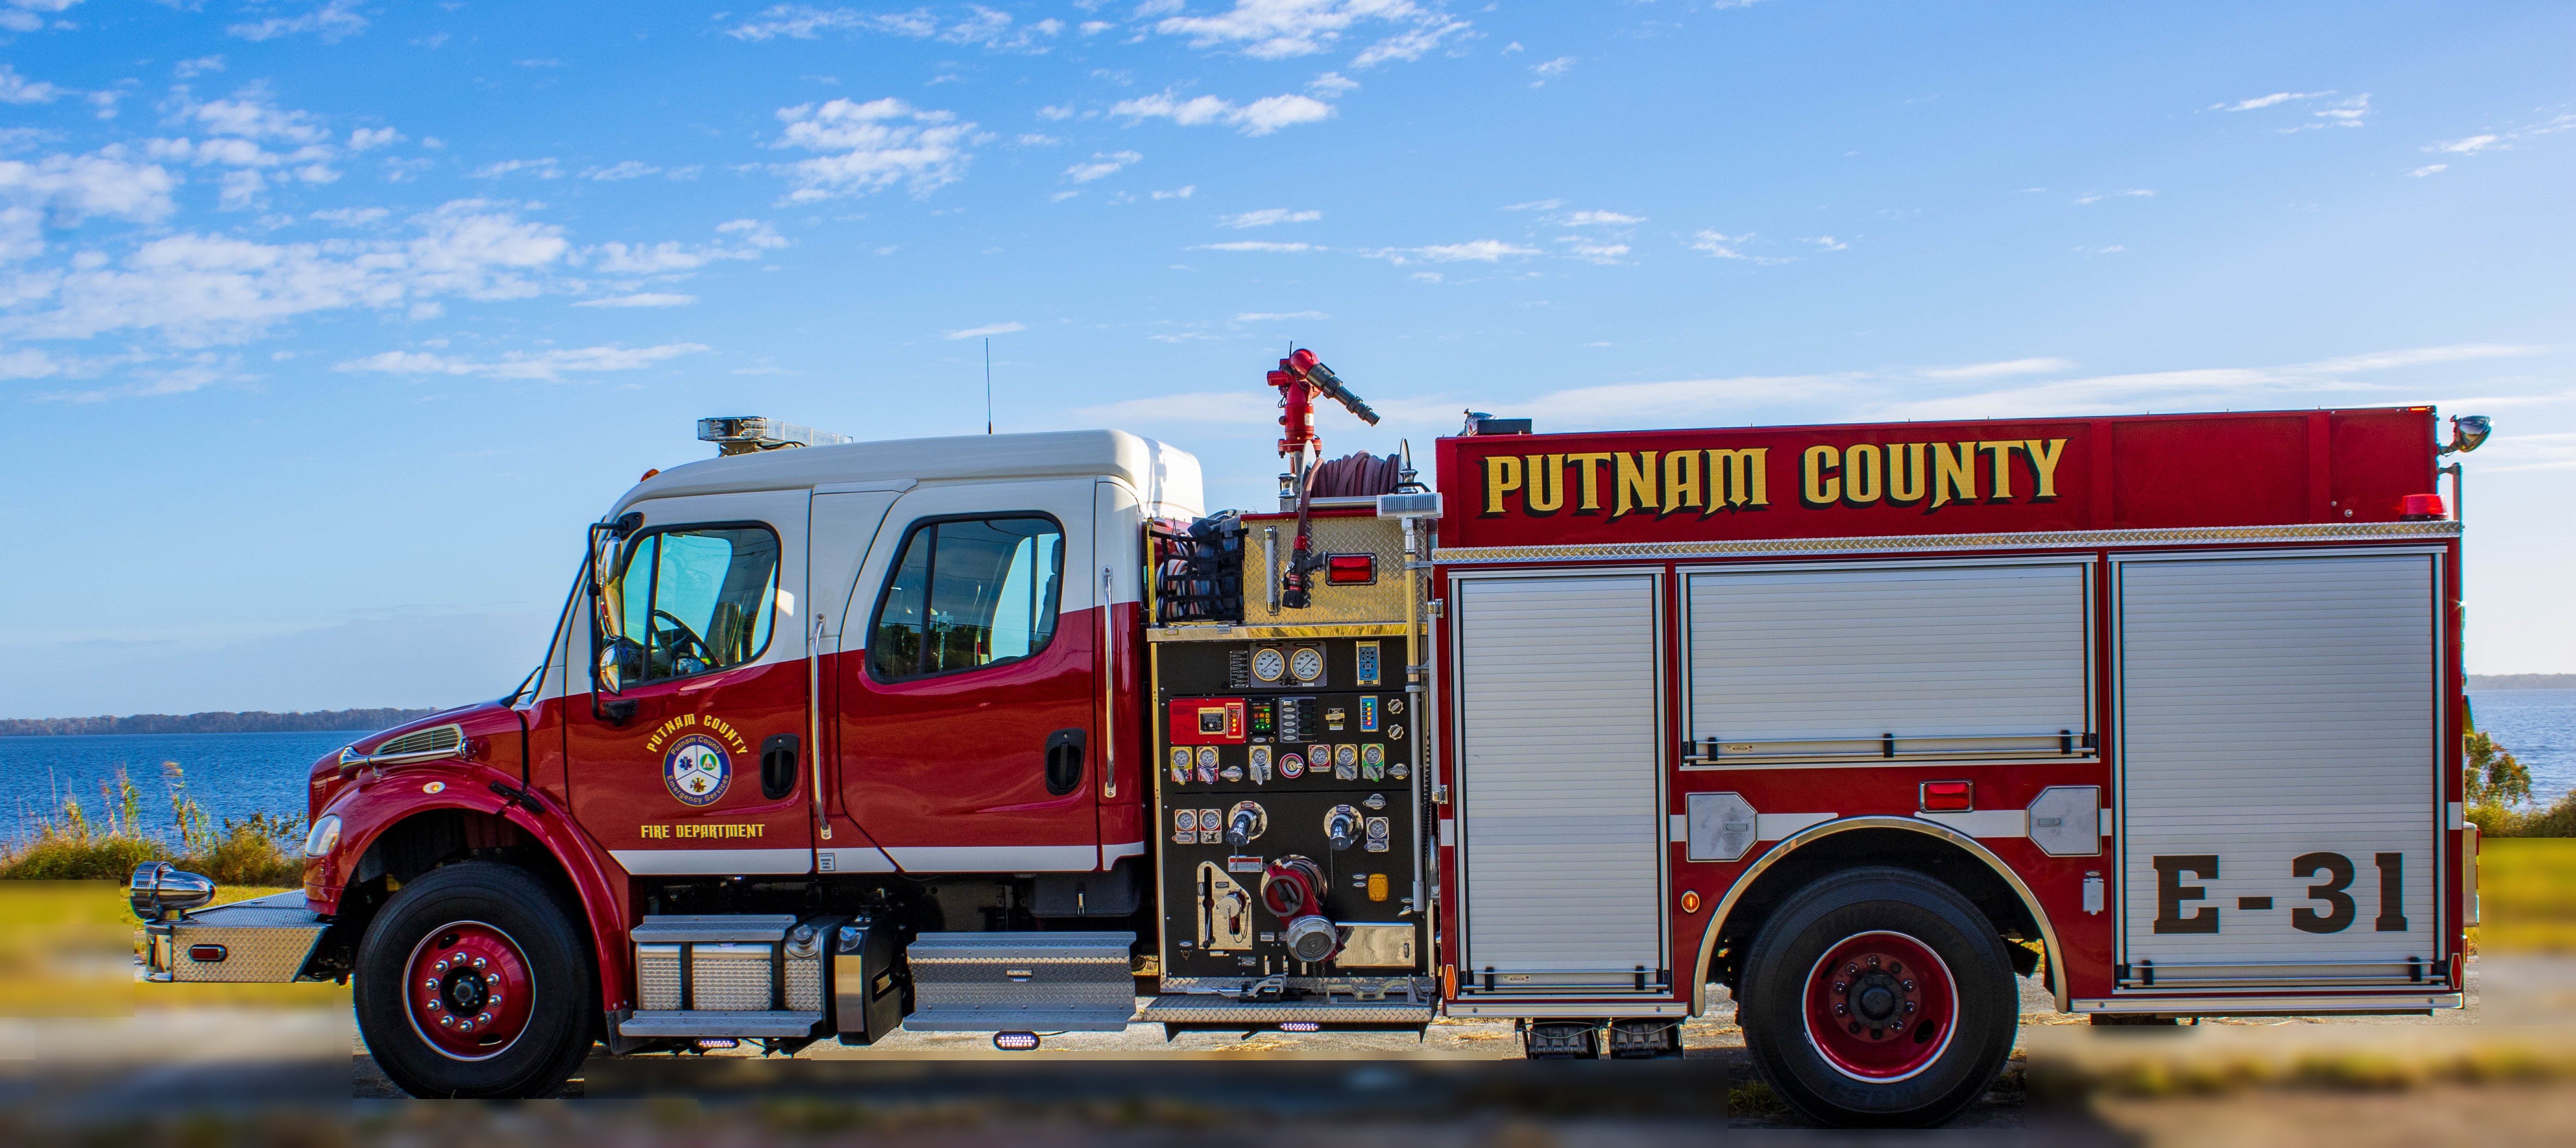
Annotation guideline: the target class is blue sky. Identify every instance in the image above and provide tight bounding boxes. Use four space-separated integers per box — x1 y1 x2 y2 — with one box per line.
2 1 2570 717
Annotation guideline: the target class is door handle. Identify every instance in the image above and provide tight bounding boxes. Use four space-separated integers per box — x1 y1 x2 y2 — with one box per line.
760 733 798 801
1044 729 1087 797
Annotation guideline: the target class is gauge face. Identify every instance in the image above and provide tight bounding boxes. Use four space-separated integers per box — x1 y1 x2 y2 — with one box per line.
1281 754 1305 778
1175 809 1198 831
1289 646 1326 684
1251 646 1287 683
1363 744 1385 766
1335 744 1359 767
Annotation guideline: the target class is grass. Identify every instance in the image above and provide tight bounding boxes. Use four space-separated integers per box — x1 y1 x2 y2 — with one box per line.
2477 838 2576 953
1 762 306 886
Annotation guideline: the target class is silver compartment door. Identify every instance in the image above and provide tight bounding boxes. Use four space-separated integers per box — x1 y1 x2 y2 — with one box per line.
1453 573 1666 992
2115 552 2441 990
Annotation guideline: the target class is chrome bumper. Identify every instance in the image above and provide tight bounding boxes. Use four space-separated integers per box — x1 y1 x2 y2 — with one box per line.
143 891 331 984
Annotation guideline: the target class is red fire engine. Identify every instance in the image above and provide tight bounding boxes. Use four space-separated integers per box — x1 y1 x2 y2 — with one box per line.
128 350 2487 1126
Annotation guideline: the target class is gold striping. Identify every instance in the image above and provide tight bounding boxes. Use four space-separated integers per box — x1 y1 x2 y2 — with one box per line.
1436 520 2460 563
1149 622 1414 643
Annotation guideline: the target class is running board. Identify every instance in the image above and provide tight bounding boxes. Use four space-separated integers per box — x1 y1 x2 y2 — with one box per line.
618 1009 825 1039
1140 996 1435 1027
902 931 1137 1033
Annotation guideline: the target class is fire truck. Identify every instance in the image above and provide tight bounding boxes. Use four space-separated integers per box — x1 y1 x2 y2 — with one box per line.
128 350 2487 1125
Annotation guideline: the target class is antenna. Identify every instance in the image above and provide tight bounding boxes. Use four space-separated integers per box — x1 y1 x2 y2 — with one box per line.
985 338 993 435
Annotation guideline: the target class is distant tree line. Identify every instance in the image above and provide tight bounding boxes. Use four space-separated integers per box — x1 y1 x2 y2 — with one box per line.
0 708 440 737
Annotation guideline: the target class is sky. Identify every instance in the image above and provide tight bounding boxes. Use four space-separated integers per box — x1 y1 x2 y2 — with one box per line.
1 0 2570 718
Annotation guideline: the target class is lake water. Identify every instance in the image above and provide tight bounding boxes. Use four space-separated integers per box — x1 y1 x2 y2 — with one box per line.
4 689 2571 848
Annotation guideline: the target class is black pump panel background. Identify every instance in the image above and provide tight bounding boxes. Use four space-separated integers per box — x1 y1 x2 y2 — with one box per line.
1154 637 1425 980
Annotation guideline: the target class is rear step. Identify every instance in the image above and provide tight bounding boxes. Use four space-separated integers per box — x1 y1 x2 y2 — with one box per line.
1139 996 1435 1028
902 932 1137 1033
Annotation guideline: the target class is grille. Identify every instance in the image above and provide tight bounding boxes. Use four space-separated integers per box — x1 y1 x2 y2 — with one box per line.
635 943 683 1010
691 943 774 1011
376 724 465 757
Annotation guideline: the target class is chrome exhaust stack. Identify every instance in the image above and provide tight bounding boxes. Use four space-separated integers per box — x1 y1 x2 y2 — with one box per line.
131 862 332 984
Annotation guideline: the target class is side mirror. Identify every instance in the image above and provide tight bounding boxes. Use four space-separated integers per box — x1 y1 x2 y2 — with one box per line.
597 638 643 695
2442 415 2491 456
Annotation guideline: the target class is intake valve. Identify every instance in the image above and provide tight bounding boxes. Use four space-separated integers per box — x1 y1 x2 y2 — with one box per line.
1324 805 1361 852
1260 856 1339 963
1225 802 1266 849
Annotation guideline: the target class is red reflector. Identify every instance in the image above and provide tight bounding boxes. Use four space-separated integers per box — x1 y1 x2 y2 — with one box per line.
2400 493 2446 520
1920 781 1973 812
1325 554 1376 585
187 944 227 962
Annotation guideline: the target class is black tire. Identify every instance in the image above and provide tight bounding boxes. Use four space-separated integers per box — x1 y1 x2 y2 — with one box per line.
1737 866 2018 1128
354 862 596 1098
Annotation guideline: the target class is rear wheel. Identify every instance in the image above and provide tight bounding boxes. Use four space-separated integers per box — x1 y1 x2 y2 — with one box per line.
1737 866 2017 1128
355 862 595 1098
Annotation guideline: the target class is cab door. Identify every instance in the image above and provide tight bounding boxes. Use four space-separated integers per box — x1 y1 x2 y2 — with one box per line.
564 490 814 876
834 479 1101 872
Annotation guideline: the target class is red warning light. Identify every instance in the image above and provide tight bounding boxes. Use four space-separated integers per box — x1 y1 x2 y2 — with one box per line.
2400 493 2446 520
1326 554 1376 585
1919 781 1974 812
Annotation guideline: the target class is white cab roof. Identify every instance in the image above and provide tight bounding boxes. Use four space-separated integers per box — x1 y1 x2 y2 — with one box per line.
613 429 1204 518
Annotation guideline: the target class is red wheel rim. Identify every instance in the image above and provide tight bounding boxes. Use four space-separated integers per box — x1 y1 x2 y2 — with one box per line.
403 921 535 1062
1801 930 1958 1082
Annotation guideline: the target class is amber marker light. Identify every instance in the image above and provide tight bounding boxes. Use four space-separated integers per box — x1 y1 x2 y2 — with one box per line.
1681 889 1702 914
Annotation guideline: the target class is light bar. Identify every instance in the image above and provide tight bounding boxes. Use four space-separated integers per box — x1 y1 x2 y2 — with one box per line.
696 416 853 457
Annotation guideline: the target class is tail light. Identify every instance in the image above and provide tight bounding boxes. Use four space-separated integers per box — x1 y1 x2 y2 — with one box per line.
1920 781 1974 812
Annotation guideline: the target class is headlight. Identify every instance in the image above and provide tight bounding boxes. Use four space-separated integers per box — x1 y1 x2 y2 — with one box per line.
303 814 342 859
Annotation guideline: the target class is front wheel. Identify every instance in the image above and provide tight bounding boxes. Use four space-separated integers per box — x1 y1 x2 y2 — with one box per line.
1737 866 2018 1128
354 862 596 1098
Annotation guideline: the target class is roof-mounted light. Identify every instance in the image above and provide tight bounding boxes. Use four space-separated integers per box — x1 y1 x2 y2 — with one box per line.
696 416 853 457
2440 415 2491 456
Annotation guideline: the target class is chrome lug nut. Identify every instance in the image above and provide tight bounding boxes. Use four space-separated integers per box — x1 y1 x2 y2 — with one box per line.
472 957 487 969
439 1016 455 1028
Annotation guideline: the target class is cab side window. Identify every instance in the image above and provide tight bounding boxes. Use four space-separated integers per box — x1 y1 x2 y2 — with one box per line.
610 526 780 682
869 516 1064 682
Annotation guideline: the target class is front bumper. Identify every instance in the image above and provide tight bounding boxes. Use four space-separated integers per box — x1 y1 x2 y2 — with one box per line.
143 891 332 984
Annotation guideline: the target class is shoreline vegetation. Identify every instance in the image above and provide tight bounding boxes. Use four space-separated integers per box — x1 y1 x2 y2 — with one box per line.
2468 674 2576 690
1 761 306 884
0 707 439 737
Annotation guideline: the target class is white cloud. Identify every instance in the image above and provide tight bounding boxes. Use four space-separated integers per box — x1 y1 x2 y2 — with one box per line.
1555 238 1628 265
1351 16 1470 69
1065 150 1143 182
336 342 711 381
2434 134 2502 155
2282 94 2370 133
1881 343 2544 420
2073 189 2154 204
1919 357 2076 381
1235 310 1328 321
1195 240 1315 252
1070 388 1273 425
574 292 697 308
227 0 368 42
1015 133 1061 145
1810 236 1849 251
1111 90 1336 136
1150 185 1196 199
309 206 387 226
0 145 179 262
1308 71 1358 97
2409 163 2448 177
2214 91 2328 112
348 126 403 152
184 89 331 144
1528 55 1574 85
1560 209 1641 226
770 97 974 200
0 65 60 105
2 199 574 345
1038 104 1076 121
469 157 562 180
1219 207 1321 228
173 56 226 81
1502 198 1563 211
584 160 661 181
1147 1 1458 63
1363 239 1537 265
1690 230 1787 263
945 320 1025 339
588 219 786 274
727 5 1061 51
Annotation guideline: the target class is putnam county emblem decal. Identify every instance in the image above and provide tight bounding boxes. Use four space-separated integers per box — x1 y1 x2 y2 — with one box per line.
662 734 733 808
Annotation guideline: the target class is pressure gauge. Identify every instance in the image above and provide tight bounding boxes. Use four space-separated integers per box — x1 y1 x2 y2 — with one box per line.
1251 646 1288 683
1288 645 1326 685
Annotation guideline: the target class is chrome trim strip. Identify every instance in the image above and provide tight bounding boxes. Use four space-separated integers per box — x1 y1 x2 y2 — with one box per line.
2074 994 2461 1015
1147 622 1415 642
337 723 467 774
1691 815 2069 1015
1439 520 2460 564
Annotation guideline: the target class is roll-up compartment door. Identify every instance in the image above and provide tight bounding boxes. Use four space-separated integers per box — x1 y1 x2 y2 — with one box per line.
2116 553 2439 990
1684 563 2094 764
1454 574 1666 992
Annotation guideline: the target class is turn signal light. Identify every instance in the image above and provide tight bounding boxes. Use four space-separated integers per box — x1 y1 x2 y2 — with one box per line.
1920 781 1974 812
1326 554 1377 585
